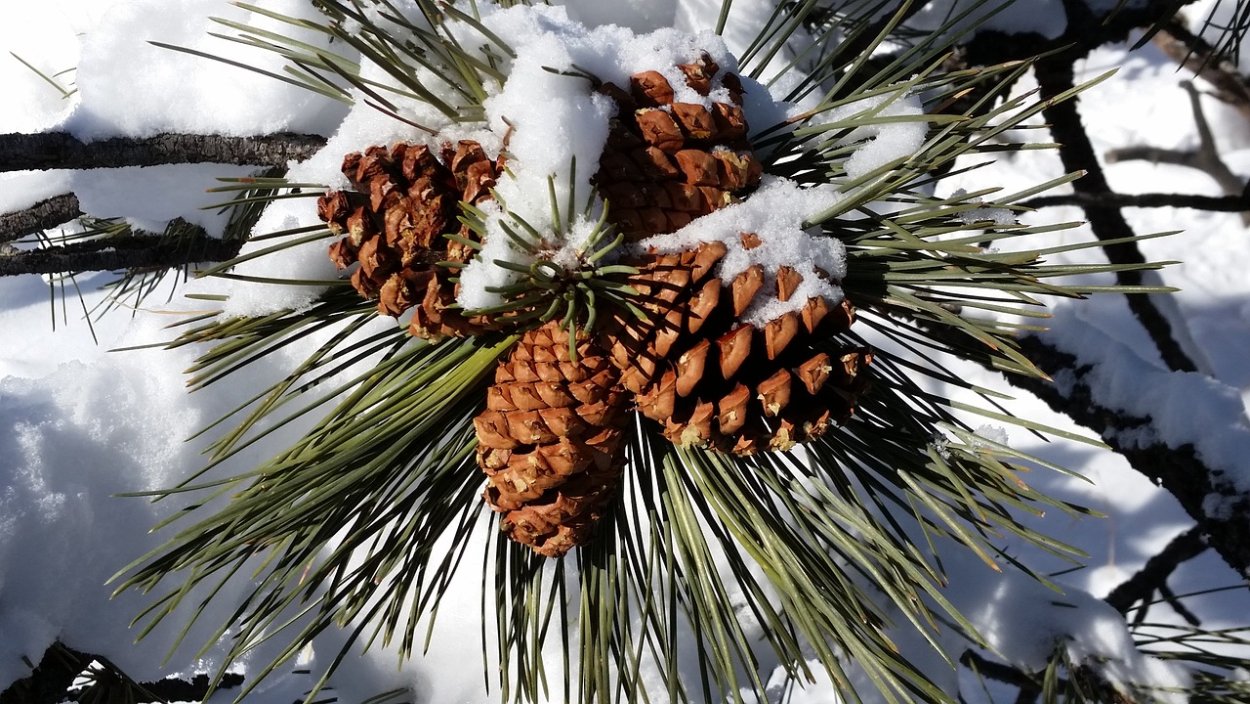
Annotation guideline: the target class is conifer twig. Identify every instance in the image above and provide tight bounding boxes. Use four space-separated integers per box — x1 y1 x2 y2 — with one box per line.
0 131 326 172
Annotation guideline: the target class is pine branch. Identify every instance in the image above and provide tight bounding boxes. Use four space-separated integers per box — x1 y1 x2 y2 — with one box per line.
0 131 326 172
1035 51 1200 374
0 193 81 243
1007 336 1250 576
0 219 240 276
1022 190 1250 212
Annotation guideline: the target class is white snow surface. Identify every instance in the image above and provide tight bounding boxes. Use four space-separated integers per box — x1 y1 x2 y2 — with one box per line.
64 0 349 140
4 1 1250 703
1042 302 1250 515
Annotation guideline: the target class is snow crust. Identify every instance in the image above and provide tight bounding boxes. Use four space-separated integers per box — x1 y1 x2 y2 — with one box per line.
64 0 348 140
75 164 256 234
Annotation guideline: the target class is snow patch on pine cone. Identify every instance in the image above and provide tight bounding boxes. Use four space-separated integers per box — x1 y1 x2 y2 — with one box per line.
636 177 848 326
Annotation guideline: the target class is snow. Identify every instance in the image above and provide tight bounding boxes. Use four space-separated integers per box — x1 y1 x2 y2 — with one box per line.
457 6 787 311
1041 302 1250 510
818 90 929 179
4 0 1250 702
910 0 1067 41
64 0 348 140
74 164 257 235
637 177 848 325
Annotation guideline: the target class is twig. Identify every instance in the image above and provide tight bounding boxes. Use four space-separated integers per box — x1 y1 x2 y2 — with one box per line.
0 219 241 276
1022 191 1250 212
1104 526 1208 615
0 193 81 243
1035 52 1200 374
0 131 326 172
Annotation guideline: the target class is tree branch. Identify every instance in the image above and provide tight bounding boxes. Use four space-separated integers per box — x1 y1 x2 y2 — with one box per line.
0 219 241 276
1035 49 1200 374
1022 191 1250 212
1152 19 1250 122
0 193 81 244
1007 336 1250 576
0 131 326 172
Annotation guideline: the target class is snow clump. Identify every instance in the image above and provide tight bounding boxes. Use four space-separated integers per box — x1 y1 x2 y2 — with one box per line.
638 177 848 326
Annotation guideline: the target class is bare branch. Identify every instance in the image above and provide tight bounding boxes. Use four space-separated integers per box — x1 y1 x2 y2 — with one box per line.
0 131 326 172
1036 53 1201 374
1153 19 1250 121
1022 191 1250 212
0 193 81 244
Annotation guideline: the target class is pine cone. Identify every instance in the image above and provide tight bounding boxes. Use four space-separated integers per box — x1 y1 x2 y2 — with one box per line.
318 140 499 338
603 240 869 455
594 54 762 240
474 323 629 557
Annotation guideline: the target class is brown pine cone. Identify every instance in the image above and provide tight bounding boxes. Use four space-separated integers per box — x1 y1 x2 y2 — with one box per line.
474 323 630 557
603 240 869 455
318 140 500 339
594 54 762 240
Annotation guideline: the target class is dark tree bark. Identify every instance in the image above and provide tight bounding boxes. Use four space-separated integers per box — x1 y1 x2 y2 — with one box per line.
0 131 326 172
0 221 241 276
0 193 81 244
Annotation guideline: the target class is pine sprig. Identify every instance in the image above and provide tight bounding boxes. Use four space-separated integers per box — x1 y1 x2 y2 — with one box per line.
110 2 1205 704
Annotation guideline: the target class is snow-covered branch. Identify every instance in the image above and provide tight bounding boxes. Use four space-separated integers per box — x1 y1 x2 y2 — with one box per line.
0 131 326 172
1008 335 1250 576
